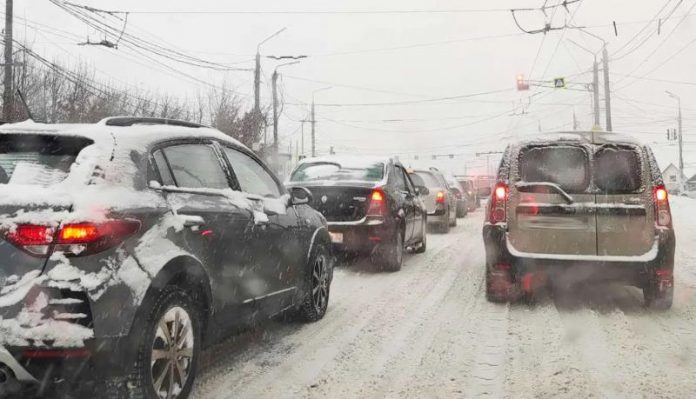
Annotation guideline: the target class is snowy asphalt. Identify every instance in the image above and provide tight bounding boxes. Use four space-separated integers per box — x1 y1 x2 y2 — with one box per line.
192 202 696 399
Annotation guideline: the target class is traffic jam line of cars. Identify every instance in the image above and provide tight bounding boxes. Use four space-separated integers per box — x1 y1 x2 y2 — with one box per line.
0 118 474 398
0 119 676 398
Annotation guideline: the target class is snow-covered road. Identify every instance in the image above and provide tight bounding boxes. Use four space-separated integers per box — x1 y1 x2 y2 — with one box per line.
192 198 696 399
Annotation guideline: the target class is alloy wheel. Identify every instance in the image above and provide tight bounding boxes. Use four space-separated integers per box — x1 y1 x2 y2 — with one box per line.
150 306 195 399
312 254 330 313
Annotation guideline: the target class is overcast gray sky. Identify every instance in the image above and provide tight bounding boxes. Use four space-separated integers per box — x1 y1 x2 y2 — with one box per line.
13 0 696 175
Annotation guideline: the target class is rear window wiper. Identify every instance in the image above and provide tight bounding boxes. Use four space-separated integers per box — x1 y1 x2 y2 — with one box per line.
515 182 575 204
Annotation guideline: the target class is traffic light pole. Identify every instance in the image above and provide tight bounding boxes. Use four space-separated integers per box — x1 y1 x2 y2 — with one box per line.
3 0 13 122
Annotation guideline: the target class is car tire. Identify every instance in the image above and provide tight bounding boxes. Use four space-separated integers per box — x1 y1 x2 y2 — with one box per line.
297 243 332 322
378 229 403 272
449 209 457 227
643 279 673 310
456 206 466 218
439 218 450 234
127 287 202 399
414 220 427 254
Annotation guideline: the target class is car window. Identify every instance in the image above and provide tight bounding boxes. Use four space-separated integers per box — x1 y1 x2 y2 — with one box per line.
518 145 590 193
414 171 441 189
162 144 230 190
393 165 407 191
0 134 93 186
291 161 384 182
152 150 175 186
594 145 643 193
223 147 281 198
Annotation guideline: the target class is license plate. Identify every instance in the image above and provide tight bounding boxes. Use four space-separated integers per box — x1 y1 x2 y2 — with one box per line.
329 232 344 244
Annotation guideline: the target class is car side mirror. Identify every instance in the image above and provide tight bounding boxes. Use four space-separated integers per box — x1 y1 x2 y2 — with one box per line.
290 186 313 205
415 185 429 195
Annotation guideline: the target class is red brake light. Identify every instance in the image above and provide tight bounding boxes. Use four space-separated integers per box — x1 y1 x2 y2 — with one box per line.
488 182 508 224
653 185 672 227
6 225 54 246
367 189 387 217
435 191 446 204
655 187 668 202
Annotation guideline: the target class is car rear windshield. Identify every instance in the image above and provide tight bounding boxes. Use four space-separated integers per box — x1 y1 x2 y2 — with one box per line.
0 134 93 186
291 161 384 182
518 145 590 193
593 145 642 193
413 171 441 189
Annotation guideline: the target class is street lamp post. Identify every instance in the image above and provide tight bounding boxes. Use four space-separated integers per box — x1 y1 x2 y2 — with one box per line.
666 91 684 191
271 60 300 173
311 87 332 157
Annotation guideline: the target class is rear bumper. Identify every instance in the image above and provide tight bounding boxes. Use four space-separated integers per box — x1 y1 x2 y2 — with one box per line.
482 224 675 286
327 218 397 253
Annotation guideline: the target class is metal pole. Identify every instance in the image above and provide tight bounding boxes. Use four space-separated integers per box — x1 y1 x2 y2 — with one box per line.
311 100 316 157
602 46 613 132
272 69 279 172
593 57 600 128
254 52 261 115
678 97 683 181
3 0 13 122
300 120 305 156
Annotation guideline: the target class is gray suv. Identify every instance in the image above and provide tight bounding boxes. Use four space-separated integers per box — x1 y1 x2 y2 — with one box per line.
483 132 675 309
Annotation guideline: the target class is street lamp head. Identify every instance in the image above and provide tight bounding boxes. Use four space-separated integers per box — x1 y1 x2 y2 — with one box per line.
665 90 678 99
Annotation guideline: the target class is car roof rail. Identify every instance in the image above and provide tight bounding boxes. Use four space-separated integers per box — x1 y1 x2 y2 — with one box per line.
429 166 440 172
101 117 206 128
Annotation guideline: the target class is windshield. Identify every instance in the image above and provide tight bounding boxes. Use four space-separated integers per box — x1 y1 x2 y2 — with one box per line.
290 161 384 182
2 2 694 398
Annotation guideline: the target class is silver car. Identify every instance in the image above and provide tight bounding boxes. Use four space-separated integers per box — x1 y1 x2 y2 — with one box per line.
408 168 457 233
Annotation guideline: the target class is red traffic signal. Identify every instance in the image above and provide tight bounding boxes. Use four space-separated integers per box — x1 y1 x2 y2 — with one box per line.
516 74 529 91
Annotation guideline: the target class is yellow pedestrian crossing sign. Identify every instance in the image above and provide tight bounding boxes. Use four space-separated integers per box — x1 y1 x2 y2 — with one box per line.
554 77 566 89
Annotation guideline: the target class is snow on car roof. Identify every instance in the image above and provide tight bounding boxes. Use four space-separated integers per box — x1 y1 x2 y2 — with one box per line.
296 155 393 168
515 131 647 147
0 118 246 151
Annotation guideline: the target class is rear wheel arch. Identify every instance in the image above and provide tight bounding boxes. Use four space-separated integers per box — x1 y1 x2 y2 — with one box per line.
134 256 212 340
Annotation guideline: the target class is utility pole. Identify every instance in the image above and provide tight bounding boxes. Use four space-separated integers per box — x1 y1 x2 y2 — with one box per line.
254 52 260 116
666 91 683 190
602 46 612 132
300 119 308 157
271 69 279 171
310 87 331 158
311 100 316 157
3 0 13 123
592 57 601 128
271 61 299 173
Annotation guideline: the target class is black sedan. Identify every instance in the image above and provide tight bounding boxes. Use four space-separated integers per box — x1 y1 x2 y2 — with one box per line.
287 157 428 271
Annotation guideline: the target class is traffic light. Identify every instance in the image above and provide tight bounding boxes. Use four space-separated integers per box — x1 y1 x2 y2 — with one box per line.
516 74 529 91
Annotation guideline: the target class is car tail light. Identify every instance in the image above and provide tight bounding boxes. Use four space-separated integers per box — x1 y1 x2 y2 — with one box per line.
5 225 55 255
488 182 509 224
4 220 141 257
435 191 446 204
653 185 672 227
367 189 387 217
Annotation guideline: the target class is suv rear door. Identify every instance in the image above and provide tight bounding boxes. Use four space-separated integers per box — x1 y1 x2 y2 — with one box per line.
593 144 654 256
508 144 597 256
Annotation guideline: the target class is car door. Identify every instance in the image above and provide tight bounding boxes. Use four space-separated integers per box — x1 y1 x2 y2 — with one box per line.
392 164 415 242
219 144 303 317
507 143 597 256
152 142 256 328
593 144 655 256
403 166 424 241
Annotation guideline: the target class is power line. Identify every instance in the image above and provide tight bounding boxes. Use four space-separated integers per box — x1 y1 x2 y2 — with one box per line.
611 0 680 61
79 8 515 16
287 88 513 107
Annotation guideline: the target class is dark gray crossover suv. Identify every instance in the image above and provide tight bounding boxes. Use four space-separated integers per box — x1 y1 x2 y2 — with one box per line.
0 117 333 398
483 132 675 309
